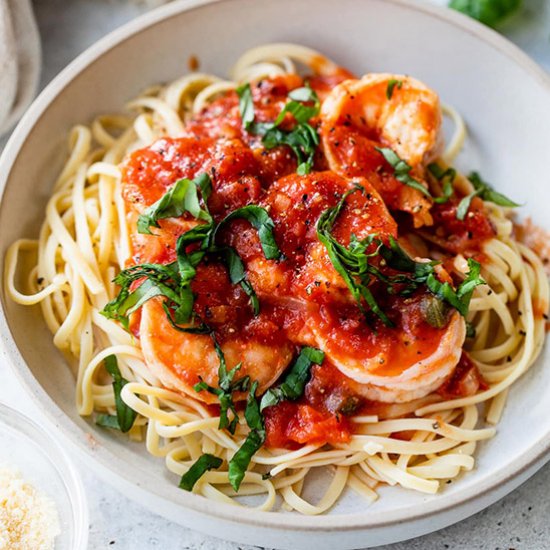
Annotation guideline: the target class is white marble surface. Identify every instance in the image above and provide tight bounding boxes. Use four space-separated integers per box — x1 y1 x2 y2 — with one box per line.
2 0 550 548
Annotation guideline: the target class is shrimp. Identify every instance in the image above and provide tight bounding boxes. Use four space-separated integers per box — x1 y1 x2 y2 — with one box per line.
140 299 294 404
309 302 466 403
320 74 443 227
223 170 466 404
224 171 397 304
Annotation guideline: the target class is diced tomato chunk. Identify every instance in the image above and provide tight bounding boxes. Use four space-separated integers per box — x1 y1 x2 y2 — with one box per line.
438 352 488 399
264 401 351 449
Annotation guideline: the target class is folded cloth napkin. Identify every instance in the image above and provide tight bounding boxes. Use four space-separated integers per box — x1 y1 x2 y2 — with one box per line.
0 0 41 136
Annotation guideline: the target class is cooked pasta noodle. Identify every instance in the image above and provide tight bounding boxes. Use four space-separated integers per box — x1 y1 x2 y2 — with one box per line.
4 43 548 515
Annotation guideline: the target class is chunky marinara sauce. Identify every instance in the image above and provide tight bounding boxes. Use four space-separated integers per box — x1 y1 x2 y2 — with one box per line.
122 72 492 449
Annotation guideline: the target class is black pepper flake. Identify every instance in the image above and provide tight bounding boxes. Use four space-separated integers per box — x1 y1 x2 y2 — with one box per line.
314 281 321 287
507 356 512 362
302 194 308 203
544 314 549 320
446 479 452 484
334 141 340 147
488 290 493 295
467 231 473 239
432 421 440 430
519 330 526 336
518 310 522 316
329 127 335 133
37 277 44 285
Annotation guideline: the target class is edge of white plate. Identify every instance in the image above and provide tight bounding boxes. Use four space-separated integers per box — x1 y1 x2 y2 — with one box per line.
1 0 550 537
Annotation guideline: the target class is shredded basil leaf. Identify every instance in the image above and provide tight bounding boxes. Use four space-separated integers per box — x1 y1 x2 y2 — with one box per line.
236 83 255 130
101 256 203 330
456 190 481 221
194 336 250 434
227 345 325 490
103 203 279 327
236 83 320 175
425 258 484 317
260 347 325 410
228 429 265 492
179 454 223 491
456 171 518 220
375 147 432 198
137 173 212 234
469 171 519 207
386 79 403 100
263 123 320 175
317 187 394 326
216 205 281 261
317 186 485 323
223 247 260 315
103 355 137 433
228 381 266 491
449 0 521 28
95 414 121 430
428 163 456 204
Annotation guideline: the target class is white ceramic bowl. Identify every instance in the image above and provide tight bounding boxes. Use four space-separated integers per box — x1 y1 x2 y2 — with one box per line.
1 1 550 548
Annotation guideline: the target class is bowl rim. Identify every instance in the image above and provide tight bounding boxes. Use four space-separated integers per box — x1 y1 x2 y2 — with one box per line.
1 0 550 533
0 401 89 549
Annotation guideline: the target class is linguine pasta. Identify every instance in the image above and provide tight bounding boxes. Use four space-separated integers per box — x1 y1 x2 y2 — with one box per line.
4 44 548 514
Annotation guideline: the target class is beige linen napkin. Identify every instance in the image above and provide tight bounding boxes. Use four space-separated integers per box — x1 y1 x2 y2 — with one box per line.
0 0 41 136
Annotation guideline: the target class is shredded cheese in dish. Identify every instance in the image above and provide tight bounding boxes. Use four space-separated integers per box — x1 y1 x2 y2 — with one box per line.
0 467 60 549
4 43 549 514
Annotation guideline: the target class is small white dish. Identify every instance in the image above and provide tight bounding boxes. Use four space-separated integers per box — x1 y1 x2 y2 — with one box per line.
0 402 89 549
0 0 549 548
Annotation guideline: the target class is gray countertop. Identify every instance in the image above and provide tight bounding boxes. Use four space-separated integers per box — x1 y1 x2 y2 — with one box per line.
2 0 550 548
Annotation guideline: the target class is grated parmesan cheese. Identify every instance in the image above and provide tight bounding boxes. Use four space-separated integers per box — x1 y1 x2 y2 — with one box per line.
0 467 61 550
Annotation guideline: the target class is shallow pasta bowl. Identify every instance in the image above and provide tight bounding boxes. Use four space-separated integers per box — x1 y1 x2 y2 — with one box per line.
1 0 550 548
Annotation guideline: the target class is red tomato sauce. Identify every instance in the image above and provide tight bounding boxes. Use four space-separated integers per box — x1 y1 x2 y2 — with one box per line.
427 197 496 257
437 352 488 399
312 294 446 377
264 401 351 449
120 72 495 449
